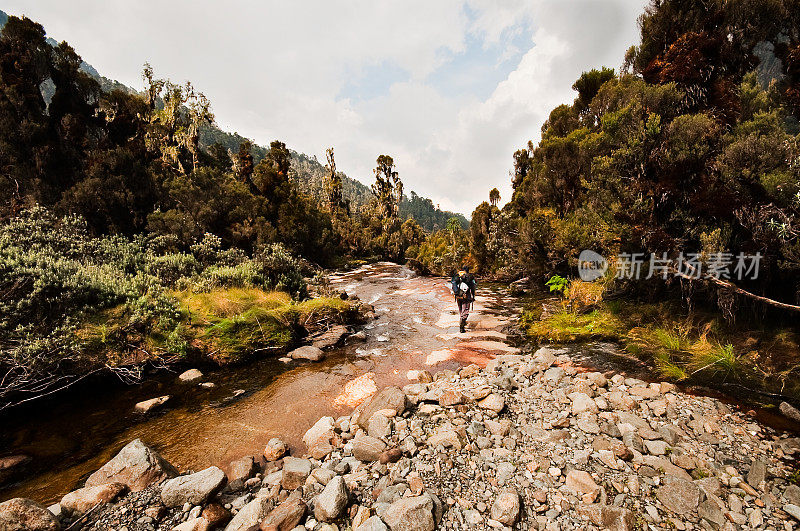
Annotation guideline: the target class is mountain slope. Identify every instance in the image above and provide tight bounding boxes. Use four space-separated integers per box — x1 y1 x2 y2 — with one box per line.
0 9 465 231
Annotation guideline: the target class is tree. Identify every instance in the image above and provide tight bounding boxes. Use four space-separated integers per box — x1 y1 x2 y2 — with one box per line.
489 188 500 206
371 155 403 219
324 147 344 212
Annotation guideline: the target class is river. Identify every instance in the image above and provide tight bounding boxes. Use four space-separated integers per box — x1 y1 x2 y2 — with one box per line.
0 262 527 505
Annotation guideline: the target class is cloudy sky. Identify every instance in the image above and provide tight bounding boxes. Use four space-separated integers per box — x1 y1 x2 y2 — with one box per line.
4 0 647 215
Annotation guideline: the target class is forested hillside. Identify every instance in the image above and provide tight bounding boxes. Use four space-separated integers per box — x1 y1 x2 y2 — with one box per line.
0 13 465 408
457 0 800 396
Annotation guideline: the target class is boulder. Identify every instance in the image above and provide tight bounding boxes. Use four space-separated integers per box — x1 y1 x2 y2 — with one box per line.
490 489 520 526
656 477 700 515
85 439 177 492
303 417 335 449
780 401 800 423
477 393 505 413
223 496 273 531
60 482 127 515
571 393 599 415
0 498 61 531
264 438 287 461
352 387 408 429
0 455 31 483
382 495 434 531
202 503 231 528
352 435 386 462
259 492 306 531
356 516 389 531
178 369 203 383
161 466 226 507
281 457 312 490
368 412 392 439
228 456 257 485
577 504 636 531
314 475 349 522
748 459 767 488
173 518 205 531
312 325 349 349
134 395 171 413
566 470 600 496
288 346 325 361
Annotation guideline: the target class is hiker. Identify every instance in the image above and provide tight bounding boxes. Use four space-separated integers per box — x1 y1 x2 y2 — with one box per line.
451 266 477 333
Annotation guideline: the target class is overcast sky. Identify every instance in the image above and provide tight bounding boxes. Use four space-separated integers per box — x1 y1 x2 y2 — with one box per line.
4 0 647 215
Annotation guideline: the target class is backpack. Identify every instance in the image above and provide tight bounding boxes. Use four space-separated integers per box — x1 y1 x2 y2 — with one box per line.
454 276 473 301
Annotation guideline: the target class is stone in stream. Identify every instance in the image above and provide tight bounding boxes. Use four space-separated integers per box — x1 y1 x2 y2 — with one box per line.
134 395 170 413
161 466 226 507
60 482 127 516
178 368 203 382
314 475 349 521
303 417 335 448
0 455 31 483
784 503 800 521
281 457 312 490
288 345 325 361
490 488 520 525
382 495 434 531
259 492 306 530
227 456 257 487
85 438 178 492
780 401 800 423
312 325 349 349
223 496 273 531
0 498 61 531
264 438 287 461
351 386 408 429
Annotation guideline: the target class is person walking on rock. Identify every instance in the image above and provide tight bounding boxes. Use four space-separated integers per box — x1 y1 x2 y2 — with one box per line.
451 266 477 333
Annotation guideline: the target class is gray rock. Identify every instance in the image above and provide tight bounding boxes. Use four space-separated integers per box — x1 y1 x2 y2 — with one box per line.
543 367 565 384
368 412 392 439
0 498 60 531
785 503 800 521
490 489 520 526
259 492 306 530
352 386 408 429
577 504 636 531
288 345 325 361
161 466 226 507
698 499 725 527
60 482 127 516
134 395 170 413
281 457 312 490
178 369 203 382
383 495 434 531
352 435 387 462
314 475 348 522
85 439 178 492
223 496 273 531
785 484 800 505
357 516 389 531
477 393 505 413
656 477 700 515
264 438 287 461
747 459 766 488
780 401 800 422
312 325 349 349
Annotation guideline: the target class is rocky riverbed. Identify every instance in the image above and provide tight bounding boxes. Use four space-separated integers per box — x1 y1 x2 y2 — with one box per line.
5 345 800 530
4 263 800 530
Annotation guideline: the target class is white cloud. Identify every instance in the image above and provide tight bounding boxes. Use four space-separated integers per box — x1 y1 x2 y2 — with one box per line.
3 0 647 215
